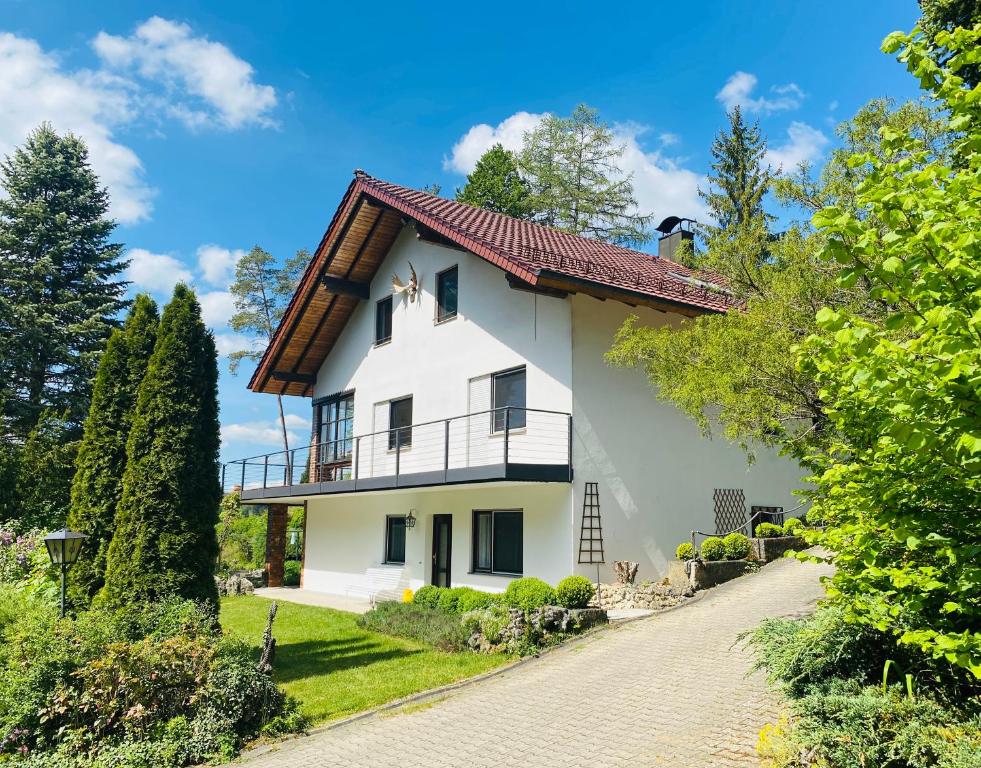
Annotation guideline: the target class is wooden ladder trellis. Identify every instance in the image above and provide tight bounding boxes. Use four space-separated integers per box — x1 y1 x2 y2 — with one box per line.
578 482 605 564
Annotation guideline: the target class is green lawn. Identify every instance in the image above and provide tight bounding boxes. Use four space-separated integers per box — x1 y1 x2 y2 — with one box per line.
220 596 509 723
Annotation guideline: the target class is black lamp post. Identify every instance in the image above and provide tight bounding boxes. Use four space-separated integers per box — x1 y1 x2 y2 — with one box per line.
43 528 86 618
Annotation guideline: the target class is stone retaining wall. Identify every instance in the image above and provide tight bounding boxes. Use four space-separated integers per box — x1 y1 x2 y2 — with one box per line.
752 535 805 563
593 580 693 610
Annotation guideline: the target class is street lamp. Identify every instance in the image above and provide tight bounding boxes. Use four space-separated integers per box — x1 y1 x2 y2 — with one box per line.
43 528 86 618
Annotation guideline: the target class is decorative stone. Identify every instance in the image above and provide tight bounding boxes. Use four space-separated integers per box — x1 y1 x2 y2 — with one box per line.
613 560 639 585
215 573 256 596
592 579 693 611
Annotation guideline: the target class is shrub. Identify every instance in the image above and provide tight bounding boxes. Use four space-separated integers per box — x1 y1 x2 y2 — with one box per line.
782 517 803 536
556 576 594 609
502 577 557 610
436 586 471 613
754 522 784 539
699 537 726 561
356 602 469 652
455 588 500 614
722 532 751 560
412 584 441 609
283 561 301 587
675 542 696 560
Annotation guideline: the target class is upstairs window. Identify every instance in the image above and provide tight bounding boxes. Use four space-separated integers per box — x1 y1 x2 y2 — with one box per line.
385 515 406 564
492 366 526 432
436 265 458 323
375 296 393 345
388 396 413 450
317 392 354 479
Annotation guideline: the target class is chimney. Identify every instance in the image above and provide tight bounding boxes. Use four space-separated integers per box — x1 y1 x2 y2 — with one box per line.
655 216 696 260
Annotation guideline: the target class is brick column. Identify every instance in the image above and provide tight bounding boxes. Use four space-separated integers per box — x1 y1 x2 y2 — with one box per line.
265 504 288 588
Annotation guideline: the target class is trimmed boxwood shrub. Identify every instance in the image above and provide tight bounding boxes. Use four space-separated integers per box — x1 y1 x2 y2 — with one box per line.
455 588 500 614
755 522 784 539
675 541 696 560
722 532 752 560
556 575 594 609
283 561 300 586
699 537 726 561
502 577 557 610
412 584 441 609
783 517 803 535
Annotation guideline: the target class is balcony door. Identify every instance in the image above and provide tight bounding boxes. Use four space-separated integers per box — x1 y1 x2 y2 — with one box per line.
316 392 354 481
431 514 452 587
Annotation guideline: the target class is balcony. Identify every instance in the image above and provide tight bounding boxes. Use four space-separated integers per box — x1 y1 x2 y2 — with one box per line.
223 407 573 501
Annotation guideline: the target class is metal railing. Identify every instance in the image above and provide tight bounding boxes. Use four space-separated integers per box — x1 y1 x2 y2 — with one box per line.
222 407 572 496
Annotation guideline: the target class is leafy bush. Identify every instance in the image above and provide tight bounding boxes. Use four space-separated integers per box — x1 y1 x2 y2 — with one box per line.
781 517 802 536
283 561 300 587
722 532 751 560
461 605 512 649
455 588 500 614
412 584 440 609
436 587 471 613
675 542 696 560
754 522 784 539
356 602 469 652
502 577 557 610
699 537 726 561
556 576 594 609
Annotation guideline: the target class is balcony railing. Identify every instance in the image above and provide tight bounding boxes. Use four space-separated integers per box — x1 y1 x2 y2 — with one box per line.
223 407 572 500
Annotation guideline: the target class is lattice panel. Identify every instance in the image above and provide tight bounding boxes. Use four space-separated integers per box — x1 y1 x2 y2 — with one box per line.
714 488 746 534
578 482 605 564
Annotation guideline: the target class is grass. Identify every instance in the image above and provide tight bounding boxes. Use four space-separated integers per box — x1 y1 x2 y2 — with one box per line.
220 596 509 724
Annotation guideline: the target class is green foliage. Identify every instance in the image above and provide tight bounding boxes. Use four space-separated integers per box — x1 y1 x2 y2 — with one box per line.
355 602 469 652
461 605 512 649
411 584 440 609
0 523 54 590
699 537 726 562
455 144 533 218
67 296 158 606
518 104 652 245
283 561 301 587
408 585 499 614
14 410 78 530
0 123 127 439
502 577 557 610
436 586 471 613
754 522 785 539
100 285 221 611
722 532 752 560
675 541 696 560
455 588 500 614
216 493 267 572
799 24 981 677
918 0 981 87
782 517 803 535
556 575 594 609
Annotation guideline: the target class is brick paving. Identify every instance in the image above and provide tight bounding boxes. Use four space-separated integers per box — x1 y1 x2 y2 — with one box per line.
239 556 832 768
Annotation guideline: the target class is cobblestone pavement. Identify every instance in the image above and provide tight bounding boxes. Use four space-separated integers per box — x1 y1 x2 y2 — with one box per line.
239 556 832 768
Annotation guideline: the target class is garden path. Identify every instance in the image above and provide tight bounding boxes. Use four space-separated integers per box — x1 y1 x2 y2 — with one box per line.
240 555 832 768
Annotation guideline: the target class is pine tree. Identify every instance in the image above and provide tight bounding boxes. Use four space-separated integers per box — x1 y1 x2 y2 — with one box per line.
99 285 221 610
14 410 78 530
0 123 128 440
66 295 158 606
518 105 652 244
699 106 772 233
455 144 533 218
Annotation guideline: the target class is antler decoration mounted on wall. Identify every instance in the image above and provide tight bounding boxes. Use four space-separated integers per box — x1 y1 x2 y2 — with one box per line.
392 262 418 302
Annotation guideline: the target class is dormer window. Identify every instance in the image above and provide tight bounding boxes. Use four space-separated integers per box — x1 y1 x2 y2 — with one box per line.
375 296 393 345
436 265 458 323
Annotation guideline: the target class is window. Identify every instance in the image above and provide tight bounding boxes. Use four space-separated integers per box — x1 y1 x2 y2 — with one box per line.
388 396 413 450
317 392 354 480
385 516 406 564
436 265 458 323
491 367 526 432
472 510 522 574
375 296 393 345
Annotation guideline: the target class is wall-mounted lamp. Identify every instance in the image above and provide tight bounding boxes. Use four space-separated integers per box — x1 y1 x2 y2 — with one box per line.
405 509 417 529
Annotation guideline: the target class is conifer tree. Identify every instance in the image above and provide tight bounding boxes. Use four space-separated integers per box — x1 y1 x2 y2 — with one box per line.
0 123 128 440
66 295 158 605
99 285 221 609
455 144 533 218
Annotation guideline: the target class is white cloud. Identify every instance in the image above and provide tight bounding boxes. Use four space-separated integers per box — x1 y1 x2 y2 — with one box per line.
125 248 193 293
213 331 258 357
443 111 545 174
0 32 154 223
716 71 804 114
94 17 277 130
197 244 245 286
199 290 236 327
766 121 830 171
222 418 303 446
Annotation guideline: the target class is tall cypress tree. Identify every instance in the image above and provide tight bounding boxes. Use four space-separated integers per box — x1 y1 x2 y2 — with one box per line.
0 123 128 440
67 294 158 606
99 285 221 610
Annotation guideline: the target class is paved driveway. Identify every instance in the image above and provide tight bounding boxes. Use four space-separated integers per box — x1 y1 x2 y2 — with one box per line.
240 556 832 768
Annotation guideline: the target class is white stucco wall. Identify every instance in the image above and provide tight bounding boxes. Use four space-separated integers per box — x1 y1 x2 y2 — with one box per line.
569 295 806 583
302 482 573 595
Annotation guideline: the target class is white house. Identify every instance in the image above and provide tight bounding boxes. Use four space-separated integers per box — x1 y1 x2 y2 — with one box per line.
227 171 804 598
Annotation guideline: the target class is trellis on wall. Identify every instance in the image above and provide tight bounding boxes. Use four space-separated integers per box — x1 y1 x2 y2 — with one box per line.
578 482 605 564
713 488 747 534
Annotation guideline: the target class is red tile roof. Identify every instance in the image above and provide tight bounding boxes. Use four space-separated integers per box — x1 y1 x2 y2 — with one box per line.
355 172 734 313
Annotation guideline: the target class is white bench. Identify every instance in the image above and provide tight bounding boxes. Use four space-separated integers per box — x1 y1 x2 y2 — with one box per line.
345 565 408 605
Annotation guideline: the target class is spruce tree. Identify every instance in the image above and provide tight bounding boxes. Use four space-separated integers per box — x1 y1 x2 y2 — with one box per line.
99 285 221 609
699 106 772 233
14 410 78 530
0 123 128 440
67 295 158 605
455 144 533 218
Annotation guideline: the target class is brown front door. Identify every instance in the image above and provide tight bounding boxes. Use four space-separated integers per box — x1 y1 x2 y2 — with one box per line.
431 514 452 587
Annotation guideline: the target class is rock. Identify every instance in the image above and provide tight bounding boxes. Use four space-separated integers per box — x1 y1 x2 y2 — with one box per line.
218 573 255 596
613 560 639 584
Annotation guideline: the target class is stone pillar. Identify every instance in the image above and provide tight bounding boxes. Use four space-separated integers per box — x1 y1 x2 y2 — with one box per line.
265 504 288 588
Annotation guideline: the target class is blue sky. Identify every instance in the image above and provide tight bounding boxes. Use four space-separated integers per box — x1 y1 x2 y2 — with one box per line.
1 0 923 463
